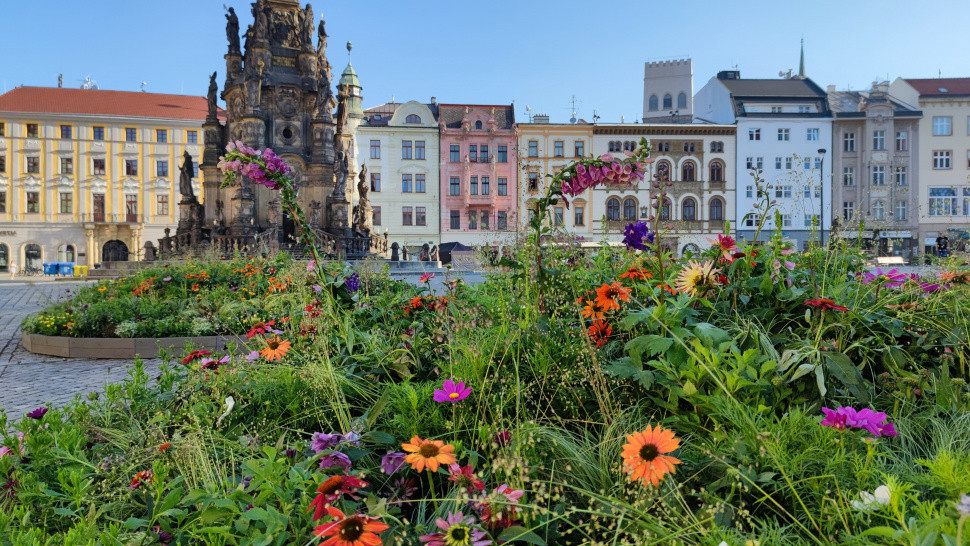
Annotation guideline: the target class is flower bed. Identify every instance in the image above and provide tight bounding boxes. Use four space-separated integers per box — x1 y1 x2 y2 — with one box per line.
3 142 969 544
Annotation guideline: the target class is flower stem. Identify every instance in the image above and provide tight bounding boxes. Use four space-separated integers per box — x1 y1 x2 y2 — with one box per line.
427 469 439 515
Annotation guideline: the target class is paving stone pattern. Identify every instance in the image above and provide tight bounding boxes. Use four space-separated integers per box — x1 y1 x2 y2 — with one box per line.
0 280 161 421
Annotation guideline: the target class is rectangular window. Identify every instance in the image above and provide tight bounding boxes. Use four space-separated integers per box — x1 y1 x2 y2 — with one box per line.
895 166 907 186
60 157 73 174
745 185 753 198
416 206 426 226
843 132 855 152
804 186 812 199
798 105 812 113
554 206 564 226
0 122 4 136
933 150 951 169
756 157 763 170
528 140 538 157
450 145 460 162
933 116 952 136
468 211 477 229
574 141 584 157
481 177 489 195
481 212 489 230
782 214 791 227
416 174 426 193
528 172 539 191
26 191 40 213
804 157 812 170
873 130 885 151
749 128 761 141
804 214 816 227
0 155 5 173
554 141 564 157
775 185 792 198
26 124 39 138
807 128 819 141
401 174 412 193
125 159 138 176
895 131 907 151
186 130 198 144
60 125 72 139
498 145 508 162
402 140 413 160
450 177 460 195
468 145 477 162
415 141 425 160
450 210 460 229
771 106 782 113
498 177 507 196
125 194 138 222
843 201 854 221
372 206 382 226
480 145 489 162
125 128 137 142
895 200 907 221
843 167 855 186
777 128 790 141
470 176 478 195
745 157 753 169
370 140 381 159
156 129 167 143
27 156 39 173
775 157 782 169
59 192 73 214
929 187 958 216
370 173 381 192
157 161 169 177
93 158 106 175
574 206 585 226
786 157 793 170
156 194 169 216
92 126 105 140
0 191 5 213
872 166 885 185
92 193 105 221
402 206 413 225
498 210 508 230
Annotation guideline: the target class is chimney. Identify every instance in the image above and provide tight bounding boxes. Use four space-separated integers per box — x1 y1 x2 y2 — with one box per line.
826 85 836 93
533 114 550 124
717 70 740 80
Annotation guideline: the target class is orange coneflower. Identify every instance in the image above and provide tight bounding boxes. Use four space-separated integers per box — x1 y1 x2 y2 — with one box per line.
158 442 171 453
588 320 612 348
401 436 456 472
621 425 681 487
662 283 678 295
595 282 632 313
260 336 291 361
313 507 389 546
619 267 653 281
191 284 200 292
581 300 606 321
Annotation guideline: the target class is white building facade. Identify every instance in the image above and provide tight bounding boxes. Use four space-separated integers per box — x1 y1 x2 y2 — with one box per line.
695 71 833 248
356 101 441 249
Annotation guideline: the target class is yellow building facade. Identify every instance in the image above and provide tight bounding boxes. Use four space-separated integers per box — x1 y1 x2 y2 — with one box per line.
0 87 212 271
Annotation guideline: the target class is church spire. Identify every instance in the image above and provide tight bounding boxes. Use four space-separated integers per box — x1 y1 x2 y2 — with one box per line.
798 37 805 78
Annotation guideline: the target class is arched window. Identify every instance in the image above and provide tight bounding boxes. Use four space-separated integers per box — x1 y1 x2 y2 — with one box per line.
623 198 637 220
0 243 8 272
677 92 687 109
662 94 672 110
474 120 483 130
608 141 619 152
24 243 42 270
660 198 671 221
872 200 886 220
683 243 700 256
405 114 421 124
607 198 621 221
656 161 671 181
648 95 658 111
682 197 697 221
681 161 696 182
709 161 723 182
58 244 75 262
709 198 724 221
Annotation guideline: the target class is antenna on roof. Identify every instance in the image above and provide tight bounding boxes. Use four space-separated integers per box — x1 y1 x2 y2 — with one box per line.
140 82 148 93
79 76 98 90
592 109 600 123
568 95 580 124
525 105 533 122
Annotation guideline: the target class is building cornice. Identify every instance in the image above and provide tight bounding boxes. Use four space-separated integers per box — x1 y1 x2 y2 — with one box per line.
593 125 736 136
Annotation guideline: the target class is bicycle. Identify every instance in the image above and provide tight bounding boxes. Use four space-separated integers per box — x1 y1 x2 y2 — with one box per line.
19 266 42 277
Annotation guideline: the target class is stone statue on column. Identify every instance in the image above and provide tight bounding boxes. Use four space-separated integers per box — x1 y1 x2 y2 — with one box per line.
207 72 219 121
353 165 372 234
226 8 240 55
179 151 196 203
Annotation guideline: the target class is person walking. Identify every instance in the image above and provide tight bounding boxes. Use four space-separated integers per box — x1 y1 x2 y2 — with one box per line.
8 260 15 280
936 233 950 258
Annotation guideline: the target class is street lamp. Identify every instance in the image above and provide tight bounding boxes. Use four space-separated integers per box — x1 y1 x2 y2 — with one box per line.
817 148 826 245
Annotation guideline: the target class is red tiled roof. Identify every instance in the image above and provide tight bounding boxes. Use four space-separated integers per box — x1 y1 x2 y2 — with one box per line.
904 78 970 97
0 86 224 121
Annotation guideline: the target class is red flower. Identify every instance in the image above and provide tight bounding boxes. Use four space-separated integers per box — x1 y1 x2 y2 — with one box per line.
448 463 485 493
308 474 369 521
180 349 211 365
158 442 172 453
313 506 389 546
246 319 276 339
804 298 849 312
130 470 153 490
588 320 612 348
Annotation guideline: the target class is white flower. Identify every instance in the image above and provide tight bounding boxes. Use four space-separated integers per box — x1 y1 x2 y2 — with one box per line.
851 485 891 512
216 396 235 426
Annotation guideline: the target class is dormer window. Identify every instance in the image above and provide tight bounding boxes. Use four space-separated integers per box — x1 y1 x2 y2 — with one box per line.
405 114 421 124
475 120 483 130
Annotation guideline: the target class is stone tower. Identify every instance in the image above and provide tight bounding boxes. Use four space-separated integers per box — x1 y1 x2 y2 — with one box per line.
203 0 339 238
641 58 693 123
337 41 364 179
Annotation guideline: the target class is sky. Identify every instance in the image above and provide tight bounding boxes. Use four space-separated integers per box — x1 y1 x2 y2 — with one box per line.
3 0 969 124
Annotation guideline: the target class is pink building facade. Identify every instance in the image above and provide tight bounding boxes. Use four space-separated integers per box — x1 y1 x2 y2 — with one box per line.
438 105 518 246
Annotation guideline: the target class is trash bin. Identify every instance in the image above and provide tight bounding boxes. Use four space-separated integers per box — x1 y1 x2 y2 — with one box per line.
43 263 56 276
59 262 76 276
73 265 89 277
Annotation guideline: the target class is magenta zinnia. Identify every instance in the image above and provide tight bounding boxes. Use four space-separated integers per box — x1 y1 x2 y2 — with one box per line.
820 407 897 437
433 379 471 403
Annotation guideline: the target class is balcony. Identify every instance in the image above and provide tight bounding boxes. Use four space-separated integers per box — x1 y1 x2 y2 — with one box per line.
82 213 139 224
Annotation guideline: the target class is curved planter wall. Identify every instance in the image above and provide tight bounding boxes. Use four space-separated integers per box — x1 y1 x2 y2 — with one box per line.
22 333 249 360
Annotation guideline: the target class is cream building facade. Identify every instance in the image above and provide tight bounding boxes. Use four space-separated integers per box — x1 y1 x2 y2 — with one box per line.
0 87 212 271
356 100 441 250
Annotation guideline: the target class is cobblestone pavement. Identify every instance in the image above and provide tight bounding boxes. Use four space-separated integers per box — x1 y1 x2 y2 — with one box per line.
0 279 161 421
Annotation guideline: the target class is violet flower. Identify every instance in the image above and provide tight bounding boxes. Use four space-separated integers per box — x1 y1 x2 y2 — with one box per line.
381 451 407 475
318 451 351 471
820 406 898 437
622 221 655 251
26 407 48 420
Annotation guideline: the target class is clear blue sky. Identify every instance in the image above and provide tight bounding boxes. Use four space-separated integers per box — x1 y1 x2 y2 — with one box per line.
2 0 967 124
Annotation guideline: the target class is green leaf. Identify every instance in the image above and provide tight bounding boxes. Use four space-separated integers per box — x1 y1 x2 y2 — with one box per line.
693 323 731 348
625 335 673 365
824 352 868 403
497 526 547 545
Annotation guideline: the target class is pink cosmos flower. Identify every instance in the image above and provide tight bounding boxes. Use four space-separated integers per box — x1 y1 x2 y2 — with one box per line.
821 407 898 437
433 379 471 403
420 273 435 284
